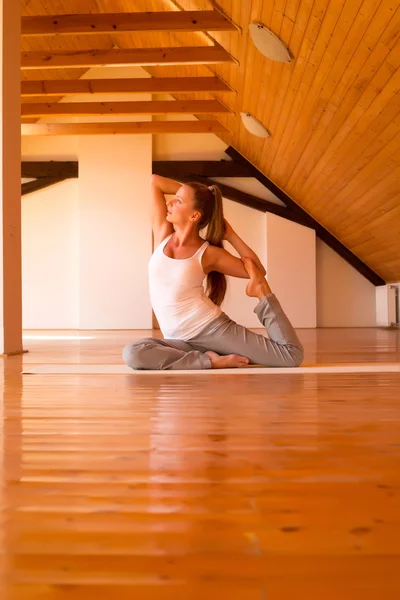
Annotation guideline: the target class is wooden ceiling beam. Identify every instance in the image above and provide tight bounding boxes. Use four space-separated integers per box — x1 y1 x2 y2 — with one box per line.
21 11 238 36
151 164 309 226
21 121 230 136
21 161 78 179
185 177 307 225
21 99 232 118
22 177 68 196
21 76 234 97
225 146 386 286
21 46 236 70
153 160 251 177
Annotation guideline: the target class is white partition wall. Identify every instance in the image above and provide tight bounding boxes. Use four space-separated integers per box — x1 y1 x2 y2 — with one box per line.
316 238 377 327
22 136 153 330
78 135 152 329
222 200 267 328
265 213 317 328
22 179 80 329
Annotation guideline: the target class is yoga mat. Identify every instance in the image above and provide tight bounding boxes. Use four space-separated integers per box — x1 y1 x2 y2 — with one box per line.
22 363 400 375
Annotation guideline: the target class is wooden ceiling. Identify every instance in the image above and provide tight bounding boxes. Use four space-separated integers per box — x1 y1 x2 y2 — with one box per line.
20 0 400 283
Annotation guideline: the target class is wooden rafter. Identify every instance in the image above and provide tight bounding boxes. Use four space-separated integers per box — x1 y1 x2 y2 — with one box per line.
21 11 238 36
21 161 79 196
21 121 230 136
153 160 251 178
225 147 385 286
182 175 308 226
21 99 232 118
21 161 78 179
21 46 236 70
20 77 234 98
22 177 69 196
151 163 309 227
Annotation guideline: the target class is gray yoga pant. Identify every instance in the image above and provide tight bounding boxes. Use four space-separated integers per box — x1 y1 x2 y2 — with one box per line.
122 294 304 370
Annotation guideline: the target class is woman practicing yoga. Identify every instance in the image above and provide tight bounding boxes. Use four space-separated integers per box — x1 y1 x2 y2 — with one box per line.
123 175 304 370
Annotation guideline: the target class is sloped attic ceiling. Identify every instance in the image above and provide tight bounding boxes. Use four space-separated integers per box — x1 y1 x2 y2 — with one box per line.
21 0 400 282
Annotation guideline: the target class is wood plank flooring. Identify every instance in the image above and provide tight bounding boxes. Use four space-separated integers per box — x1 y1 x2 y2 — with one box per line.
1 328 400 599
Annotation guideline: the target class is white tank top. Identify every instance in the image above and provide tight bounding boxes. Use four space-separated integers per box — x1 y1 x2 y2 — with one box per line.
148 234 222 341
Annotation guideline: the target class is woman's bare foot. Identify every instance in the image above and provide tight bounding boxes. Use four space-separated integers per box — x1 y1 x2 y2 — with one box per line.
206 350 250 369
242 257 272 300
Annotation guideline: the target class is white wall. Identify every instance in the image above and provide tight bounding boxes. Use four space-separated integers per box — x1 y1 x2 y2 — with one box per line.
265 213 317 328
316 239 377 327
78 135 152 329
22 136 80 329
222 201 267 328
22 179 79 329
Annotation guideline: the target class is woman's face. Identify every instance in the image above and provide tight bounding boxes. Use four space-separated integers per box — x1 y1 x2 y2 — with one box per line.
166 185 200 226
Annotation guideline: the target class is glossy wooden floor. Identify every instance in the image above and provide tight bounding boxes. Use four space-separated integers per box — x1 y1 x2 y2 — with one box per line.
1 328 400 600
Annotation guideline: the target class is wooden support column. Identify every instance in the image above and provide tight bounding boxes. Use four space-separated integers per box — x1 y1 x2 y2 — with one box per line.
0 0 22 355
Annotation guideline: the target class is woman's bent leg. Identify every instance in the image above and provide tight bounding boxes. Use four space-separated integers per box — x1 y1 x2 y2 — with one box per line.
122 337 212 370
254 293 304 366
190 294 304 368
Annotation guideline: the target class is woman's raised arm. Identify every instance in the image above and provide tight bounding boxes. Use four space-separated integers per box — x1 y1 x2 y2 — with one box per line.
150 174 179 247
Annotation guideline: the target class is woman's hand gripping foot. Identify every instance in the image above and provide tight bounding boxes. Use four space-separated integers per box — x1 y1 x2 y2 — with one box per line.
242 257 272 300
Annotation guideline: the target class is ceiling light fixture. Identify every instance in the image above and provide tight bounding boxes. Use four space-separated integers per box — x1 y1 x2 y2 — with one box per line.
249 23 291 63
240 112 270 138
